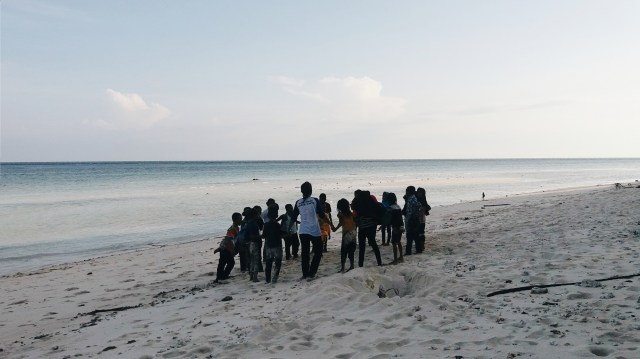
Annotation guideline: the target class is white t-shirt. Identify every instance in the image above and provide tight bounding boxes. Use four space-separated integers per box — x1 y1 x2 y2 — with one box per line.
293 196 323 237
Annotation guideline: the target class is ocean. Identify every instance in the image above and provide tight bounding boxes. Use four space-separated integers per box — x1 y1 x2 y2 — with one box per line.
1 159 639 275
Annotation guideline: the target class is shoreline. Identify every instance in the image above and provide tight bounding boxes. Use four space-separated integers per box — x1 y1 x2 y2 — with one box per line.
2 182 631 279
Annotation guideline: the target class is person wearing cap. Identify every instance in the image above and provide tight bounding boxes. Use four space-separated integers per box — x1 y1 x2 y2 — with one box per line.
291 181 325 280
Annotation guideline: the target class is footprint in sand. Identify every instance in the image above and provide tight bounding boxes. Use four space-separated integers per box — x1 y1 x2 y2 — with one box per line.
375 338 410 351
567 292 592 300
188 346 212 355
289 341 314 351
588 346 613 357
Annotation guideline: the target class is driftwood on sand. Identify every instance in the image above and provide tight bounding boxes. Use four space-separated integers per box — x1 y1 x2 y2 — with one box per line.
487 273 640 297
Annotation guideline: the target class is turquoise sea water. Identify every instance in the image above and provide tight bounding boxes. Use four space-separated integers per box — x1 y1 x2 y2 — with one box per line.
1 159 639 275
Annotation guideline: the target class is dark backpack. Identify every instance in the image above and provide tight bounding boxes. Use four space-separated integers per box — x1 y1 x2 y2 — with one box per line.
379 206 392 226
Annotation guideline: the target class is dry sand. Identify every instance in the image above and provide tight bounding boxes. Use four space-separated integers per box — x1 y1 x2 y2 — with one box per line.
1 184 639 359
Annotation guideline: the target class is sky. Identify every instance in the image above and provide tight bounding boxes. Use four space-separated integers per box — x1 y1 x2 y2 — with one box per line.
1 0 639 161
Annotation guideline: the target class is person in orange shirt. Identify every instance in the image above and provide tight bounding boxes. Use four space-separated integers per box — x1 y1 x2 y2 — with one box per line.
319 193 333 253
331 198 357 272
214 212 242 282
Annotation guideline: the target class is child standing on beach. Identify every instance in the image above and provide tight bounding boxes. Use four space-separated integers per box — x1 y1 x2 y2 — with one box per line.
319 215 331 254
387 193 404 265
415 187 431 254
246 208 263 282
331 198 357 272
319 194 333 253
379 192 392 246
263 207 283 283
278 204 299 260
214 212 242 282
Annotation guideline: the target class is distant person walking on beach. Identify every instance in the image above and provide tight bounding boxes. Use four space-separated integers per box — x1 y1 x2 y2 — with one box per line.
351 190 383 267
331 198 357 272
214 212 242 282
415 187 431 254
278 204 299 260
402 186 421 256
292 182 325 280
263 207 283 284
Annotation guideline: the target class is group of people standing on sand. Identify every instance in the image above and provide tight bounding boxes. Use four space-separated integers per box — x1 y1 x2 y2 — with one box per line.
213 181 431 284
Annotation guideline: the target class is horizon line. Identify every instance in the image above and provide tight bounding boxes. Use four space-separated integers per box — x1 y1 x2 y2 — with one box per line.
2 157 640 165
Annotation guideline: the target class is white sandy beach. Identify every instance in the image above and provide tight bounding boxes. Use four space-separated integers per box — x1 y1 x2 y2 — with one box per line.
1 183 639 359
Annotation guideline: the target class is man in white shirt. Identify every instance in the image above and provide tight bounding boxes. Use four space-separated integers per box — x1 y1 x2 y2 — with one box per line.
292 182 325 280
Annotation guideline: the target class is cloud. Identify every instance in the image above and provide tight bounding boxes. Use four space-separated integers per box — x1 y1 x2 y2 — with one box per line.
88 89 171 130
272 75 406 122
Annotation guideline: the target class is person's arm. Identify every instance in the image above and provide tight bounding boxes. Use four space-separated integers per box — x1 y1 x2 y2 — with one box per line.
247 222 260 242
331 215 343 232
292 202 300 221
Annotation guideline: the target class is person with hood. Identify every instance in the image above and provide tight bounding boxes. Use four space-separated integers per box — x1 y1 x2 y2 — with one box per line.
402 186 422 256
351 189 383 267
385 192 404 264
292 181 325 280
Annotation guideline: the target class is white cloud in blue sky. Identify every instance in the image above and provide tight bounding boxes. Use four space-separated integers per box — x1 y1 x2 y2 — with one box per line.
1 0 639 161
87 89 171 130
272 76 406 122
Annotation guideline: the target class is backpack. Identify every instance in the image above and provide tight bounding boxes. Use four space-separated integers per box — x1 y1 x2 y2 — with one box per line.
280 215 295 235
374 201 387 225
379 206 393 226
